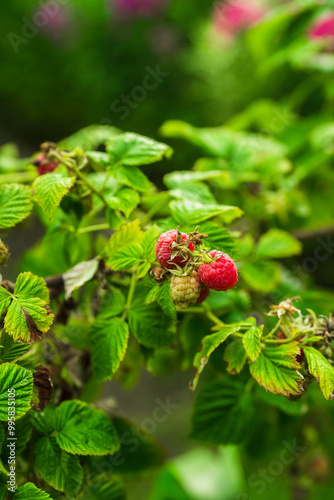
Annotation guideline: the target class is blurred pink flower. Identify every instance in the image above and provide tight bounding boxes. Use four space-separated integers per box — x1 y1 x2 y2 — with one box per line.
309 13 334 40
34 3 72 40
213 0 265 39
113 0 166 18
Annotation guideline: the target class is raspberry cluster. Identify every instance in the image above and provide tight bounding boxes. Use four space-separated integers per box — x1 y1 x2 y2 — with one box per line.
154 228 238 310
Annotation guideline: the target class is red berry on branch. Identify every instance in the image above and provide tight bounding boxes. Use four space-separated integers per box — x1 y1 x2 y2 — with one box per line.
34 153 59 175
198 250 238 291
155 230 194 269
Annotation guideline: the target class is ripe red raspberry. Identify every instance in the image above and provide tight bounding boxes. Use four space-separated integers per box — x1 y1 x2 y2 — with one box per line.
196 287 210 304
170 270 201 310
198 250 238 291
34 153 59 175
155 230 194 269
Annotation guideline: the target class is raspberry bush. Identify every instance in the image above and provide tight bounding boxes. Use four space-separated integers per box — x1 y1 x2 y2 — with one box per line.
0 123 333 500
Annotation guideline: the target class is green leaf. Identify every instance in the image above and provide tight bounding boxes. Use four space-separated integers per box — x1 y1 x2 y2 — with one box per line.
0 184 32 229
0 425 4 451
111 417 165 473
59 124 121 151
223 339 247 374
14 272 49 302
156 280 176 322
192 327 239 390
256 229 302 258
249 343 303 397
137 262 151 278
141 225 160 261
4 290 54 344
242 326 263 362
97 287 126 320
55 400 120 455
108 243 144 271
0 287 12 316
170 200 243 225
63 258 99 299
242 261 280 292
108 188 140 217
255 386 308 416
164 170 228 189
106 132 172 166
78 475 126 500
103 220 143 261
35 436 83 495
304 347 334 400
91 318 129 381
30 405 56 435
13 482 51 500
129 298 175 348
112 164 151 192
0 363 33 421
192 221 237 256
32 167 74 218
1 414 32 460
191 378 254 445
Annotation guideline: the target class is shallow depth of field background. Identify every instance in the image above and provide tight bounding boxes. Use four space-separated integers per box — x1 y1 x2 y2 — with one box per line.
1 1 334 499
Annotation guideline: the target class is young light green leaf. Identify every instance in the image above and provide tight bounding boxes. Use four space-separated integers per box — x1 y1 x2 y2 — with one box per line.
4 290 54 344
170 199 243 225
0 363 33 421
14 272 49 301
137 261 151 278
141 225 160 261
55 400 120 455
35 436 83 495
249 343 303 397
0 287 11 316
103 220 143 260
0 184 32 229
223 339 247 374
32 168 74 218
63 258 99 299
191 378 254 445
106 132 172 166
242 325 263 362
304 346 334 400
242 261 280 292
108 243 144 271
192 326 239 390
91 318 129 382
13 482 51 500
107 187 140 217
256 229 302 258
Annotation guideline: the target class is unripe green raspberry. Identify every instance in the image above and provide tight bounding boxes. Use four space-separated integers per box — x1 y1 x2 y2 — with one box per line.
170 270 201 310
0 240 9 267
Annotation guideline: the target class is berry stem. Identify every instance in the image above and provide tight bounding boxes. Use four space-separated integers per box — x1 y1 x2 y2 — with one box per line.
121 270 137 321
52 151 109 207
77 223 110 234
